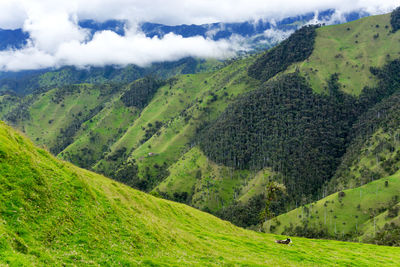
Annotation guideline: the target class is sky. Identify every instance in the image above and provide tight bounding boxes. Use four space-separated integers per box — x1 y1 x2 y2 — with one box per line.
0 0 398 71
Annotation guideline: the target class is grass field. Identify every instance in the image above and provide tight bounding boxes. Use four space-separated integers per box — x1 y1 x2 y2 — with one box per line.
156 147 275 212
1 121 400 266
286 13 400 95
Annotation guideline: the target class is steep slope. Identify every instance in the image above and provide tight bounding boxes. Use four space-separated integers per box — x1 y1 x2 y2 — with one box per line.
4 83 123 155
86 57 260 189
328 90 400 193
3 121 400 265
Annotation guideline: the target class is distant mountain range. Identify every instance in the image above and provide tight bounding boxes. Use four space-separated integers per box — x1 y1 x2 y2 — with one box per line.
0 9 368 52
0 9 369 95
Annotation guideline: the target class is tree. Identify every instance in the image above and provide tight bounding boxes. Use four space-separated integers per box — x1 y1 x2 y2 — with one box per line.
260 182 286 223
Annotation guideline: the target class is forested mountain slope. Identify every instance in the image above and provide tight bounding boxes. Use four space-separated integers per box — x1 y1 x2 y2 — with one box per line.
0 57 220 95
4 121 400 265
2 9 400 233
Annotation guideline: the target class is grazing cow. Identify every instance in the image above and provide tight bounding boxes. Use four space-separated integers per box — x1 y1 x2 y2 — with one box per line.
275 238 292 245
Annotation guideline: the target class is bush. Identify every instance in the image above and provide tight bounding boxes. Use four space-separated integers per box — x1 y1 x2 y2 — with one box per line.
387 206 399 218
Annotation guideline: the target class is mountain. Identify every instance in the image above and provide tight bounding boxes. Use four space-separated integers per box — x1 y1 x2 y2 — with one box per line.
141 9 367 49
0 9 368 96
0 9 368 52
0 57 222 95
264 86 400 243
2 8 400 241
3 121 400 265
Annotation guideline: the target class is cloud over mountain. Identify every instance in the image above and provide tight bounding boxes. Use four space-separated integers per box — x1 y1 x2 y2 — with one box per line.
0 0 397 71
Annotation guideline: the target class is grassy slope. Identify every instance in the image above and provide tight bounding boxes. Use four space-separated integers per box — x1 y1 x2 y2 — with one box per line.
264 172 400 240
1 121 400 266
94 57 260 177
19 84 116 150
156 147 274 212
330 128 400 192
59 90 139 168
286 13 400 95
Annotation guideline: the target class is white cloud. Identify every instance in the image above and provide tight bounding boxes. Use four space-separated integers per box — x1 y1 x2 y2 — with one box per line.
0 0 397 71
0 46 56 70
0 28 239 71
2 0 398 28
263 29 294 43
55 31 237 68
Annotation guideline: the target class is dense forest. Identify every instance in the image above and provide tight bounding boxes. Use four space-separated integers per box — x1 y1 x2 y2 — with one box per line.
121 77 165 108
199 72 355 205
248 25 318 82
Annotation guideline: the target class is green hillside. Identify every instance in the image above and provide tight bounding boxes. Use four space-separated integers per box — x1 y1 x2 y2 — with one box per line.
2 10 400 233
155 147 275 213
265 171 400 244
286 12 400 95
328 90 400 194
93 57 259 188
0 58 222 95
262 89 400 244
2 120 400 266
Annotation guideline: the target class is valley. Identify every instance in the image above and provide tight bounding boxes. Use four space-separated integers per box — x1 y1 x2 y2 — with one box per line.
1 5 400 264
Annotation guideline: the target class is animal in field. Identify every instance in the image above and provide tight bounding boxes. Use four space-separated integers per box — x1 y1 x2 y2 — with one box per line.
275 238 292 245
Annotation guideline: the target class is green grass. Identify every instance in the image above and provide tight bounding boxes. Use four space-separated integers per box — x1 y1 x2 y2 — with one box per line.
286 13 400 95
156 147 274 212
265 171 400 241
1 121 400 266
19 84 116 150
